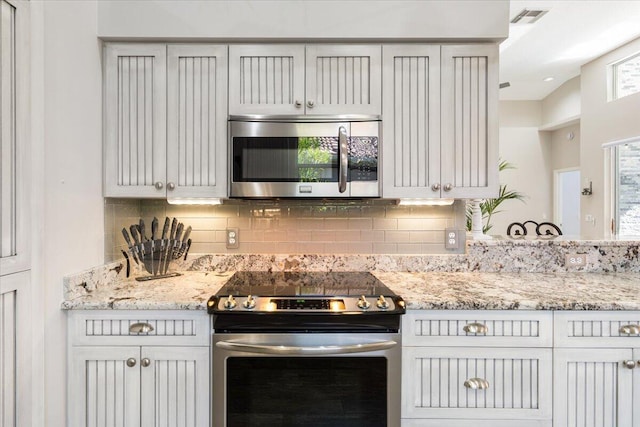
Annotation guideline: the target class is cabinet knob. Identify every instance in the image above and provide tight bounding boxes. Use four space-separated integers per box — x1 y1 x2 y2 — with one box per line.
141 358 151 368
126 358 137 368
154 181 164 190
167 182 176 191
623 360 636 369
619 324 640 335
307 100 315 108
129 322 155 334
443 183 453 192
464 377 489 390
431 183 440 192
463 322 488 334
294 100 302 108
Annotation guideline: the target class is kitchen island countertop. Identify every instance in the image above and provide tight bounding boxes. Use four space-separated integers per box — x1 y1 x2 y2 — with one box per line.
62 265 640 311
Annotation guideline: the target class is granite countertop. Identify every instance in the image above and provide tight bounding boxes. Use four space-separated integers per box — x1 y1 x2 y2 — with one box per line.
61 271 234 310
373 272 640 310
62 260 640 310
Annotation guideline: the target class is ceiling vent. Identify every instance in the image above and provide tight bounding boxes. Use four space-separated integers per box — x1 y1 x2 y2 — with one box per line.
510 8 548 24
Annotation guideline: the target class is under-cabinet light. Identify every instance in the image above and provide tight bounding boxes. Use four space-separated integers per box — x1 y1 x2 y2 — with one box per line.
167 198 223 205
398 199 455 206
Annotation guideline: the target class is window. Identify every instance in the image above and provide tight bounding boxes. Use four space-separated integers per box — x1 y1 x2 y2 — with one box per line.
609 138 640 236
0 0 15 259
611 52 640 100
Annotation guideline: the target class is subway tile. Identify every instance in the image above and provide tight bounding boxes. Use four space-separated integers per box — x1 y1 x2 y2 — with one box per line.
180 218 227 230
410 231 441 244
213 204 241 217
215 230 229 243
296 243 326 254
263 230 288 241
373 243 398 254
292 218 325 230
188 242 227 254
326 243 350 254
348 242 373 253
227 217 251 229
360 206 386 218
288 230 312 242
323 218 349 230
274 242 298 254
251 217 278 230
360 230 385 242
311 230 337 241
348 218 373 230
311 205 337 217
422 243 449 254
384 231 411 243
241 230 265 242
397 218 449 230
189 230 217 243
396 243 424 254
333 230 361 242
373 218 398 230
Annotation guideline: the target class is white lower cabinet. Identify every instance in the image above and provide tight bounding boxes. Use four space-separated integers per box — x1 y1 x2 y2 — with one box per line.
553 311 640 427
402 310 553 426
67 311 210 427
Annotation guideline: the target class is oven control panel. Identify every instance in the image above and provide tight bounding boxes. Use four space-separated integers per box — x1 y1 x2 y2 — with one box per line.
207 294 403 313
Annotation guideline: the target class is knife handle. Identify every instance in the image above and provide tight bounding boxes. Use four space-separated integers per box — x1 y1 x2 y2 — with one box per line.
182 226 192 243
130 225 140 245
122 228 133 247
139 219 147 241
183 239 192 261
151 217 158 240
161 217 170 240
175 223 184 242
169 218 178 240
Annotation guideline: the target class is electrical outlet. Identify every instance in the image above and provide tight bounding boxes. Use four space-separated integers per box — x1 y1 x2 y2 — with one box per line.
445 228 462 250
226 228 239 249
565 254 587 268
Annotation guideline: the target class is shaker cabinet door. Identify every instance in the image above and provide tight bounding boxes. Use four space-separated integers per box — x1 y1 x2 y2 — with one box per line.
104 44 167 198
68 346 142 427
305 44 382 116
166 45 228 199
440 44 499 199
381 45 441 198
228 44 305 116
140 346 209 427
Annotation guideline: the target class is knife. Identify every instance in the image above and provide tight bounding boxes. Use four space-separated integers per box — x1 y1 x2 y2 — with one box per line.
139 219 147 242
121 228 139 265
173 223 184 260
181 225 192 245
151 217 158 240
169 218 178 240
161 217 170 240
183 238 192 261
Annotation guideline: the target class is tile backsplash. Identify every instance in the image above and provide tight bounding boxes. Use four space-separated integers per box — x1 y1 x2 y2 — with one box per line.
106 198 466 262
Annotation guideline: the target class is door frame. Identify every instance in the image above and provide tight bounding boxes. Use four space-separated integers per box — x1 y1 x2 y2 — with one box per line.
553 167 580 234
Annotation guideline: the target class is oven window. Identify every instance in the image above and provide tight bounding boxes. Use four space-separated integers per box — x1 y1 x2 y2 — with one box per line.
233 137 339 183
226 357 387 427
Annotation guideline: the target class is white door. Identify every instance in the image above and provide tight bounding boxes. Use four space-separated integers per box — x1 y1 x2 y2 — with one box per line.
555 169 581 236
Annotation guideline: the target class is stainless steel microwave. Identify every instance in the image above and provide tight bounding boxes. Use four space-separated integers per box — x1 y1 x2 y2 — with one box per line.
229 117 380 198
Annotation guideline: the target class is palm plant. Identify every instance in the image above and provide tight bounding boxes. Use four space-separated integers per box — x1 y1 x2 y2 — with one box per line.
466 160 526 234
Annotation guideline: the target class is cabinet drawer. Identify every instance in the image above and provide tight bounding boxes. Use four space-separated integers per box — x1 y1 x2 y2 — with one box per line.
68 310 210 346
403 310 552 347
555 311 640 347
402 347 552 420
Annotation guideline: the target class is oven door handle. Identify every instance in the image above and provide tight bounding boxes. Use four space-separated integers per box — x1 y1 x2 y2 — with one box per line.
338 126 348 193
216 339 397 355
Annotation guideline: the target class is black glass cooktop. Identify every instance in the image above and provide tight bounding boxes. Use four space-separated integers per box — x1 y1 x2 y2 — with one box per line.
216 271 396 297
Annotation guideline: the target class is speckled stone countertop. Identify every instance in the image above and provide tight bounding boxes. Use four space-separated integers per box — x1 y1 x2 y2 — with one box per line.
62 260 640 310
61 270 234 310
372 272 640 310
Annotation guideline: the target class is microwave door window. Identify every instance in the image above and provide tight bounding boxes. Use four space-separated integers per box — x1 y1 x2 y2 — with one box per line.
233 137 338 183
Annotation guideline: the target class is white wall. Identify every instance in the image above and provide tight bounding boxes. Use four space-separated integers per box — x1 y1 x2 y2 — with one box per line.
541 76 581 126
41 2 103 425
97 0 509 40
495 101 552 235
581 36 640 239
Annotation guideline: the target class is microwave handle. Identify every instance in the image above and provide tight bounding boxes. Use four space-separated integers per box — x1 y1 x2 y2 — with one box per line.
338 126 348 193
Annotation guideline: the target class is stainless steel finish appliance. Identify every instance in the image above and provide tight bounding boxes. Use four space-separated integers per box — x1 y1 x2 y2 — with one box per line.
229 116 380 198
208 271 405 427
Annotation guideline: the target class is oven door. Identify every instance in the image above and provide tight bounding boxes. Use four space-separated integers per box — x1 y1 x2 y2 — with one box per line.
213 332 401 427
230 120 379 198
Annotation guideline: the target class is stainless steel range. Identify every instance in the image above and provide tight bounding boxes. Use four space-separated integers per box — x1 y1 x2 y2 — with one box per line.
207 271 406 427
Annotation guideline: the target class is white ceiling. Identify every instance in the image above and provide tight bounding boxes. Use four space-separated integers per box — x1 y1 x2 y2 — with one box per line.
500 0 640 100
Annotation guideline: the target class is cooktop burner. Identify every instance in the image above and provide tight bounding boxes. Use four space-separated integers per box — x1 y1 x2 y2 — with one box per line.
218 271 396 297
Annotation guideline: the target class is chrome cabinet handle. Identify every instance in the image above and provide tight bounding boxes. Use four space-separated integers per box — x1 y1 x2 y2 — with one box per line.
129 322 154 334
443 183 453 192
619 324 640 335
464 378 490 390
463 322 488 334
141 358 151 368
623 360 636 369
126 358 136 368
338 126 348 194
154 182 164 190
167 182 175 191
307 100 315 108
294 100 302 108
216 340 397 355
431 183 440 192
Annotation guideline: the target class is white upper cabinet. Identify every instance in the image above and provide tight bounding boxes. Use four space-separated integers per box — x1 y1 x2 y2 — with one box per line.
104 43 228 199
382 45 441 199
440 44 499 199
166 45 228 199
382 44 499 200
229 44 381 116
